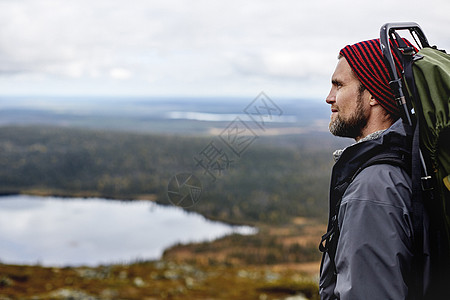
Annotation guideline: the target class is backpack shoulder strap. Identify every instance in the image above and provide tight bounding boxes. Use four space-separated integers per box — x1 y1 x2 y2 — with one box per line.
352 152 410 181
319 151 409 281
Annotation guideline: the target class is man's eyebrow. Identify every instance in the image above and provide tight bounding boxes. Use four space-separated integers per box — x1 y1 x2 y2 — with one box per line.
331 79 342 86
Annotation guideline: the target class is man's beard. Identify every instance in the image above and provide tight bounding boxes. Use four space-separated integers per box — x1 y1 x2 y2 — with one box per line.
329 95 368 139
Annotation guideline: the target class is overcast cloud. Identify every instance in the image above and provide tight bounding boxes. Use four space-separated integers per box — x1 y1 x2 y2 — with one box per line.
0 0 449 99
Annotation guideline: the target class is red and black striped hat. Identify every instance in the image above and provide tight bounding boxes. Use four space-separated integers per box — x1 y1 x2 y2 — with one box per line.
339 38 413 117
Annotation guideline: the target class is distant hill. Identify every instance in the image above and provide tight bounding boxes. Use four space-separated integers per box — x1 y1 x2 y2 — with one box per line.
0 96 331 134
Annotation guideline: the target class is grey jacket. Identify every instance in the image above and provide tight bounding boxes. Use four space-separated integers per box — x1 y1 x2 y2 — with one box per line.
319 120 430 299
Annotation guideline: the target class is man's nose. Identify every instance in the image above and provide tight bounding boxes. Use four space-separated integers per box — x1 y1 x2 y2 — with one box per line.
326 89 335 105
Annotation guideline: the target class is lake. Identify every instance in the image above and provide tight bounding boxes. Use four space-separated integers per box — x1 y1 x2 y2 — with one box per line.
0 195 256 267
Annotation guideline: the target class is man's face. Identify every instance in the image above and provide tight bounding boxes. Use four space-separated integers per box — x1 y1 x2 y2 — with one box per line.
326 57 370 140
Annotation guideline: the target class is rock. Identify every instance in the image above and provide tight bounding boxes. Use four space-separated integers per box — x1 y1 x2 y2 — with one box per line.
0 276 14 287
47 288 98 300
133 277 146 287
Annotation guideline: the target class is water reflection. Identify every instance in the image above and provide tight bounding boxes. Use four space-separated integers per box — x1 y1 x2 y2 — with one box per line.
0 195 255 266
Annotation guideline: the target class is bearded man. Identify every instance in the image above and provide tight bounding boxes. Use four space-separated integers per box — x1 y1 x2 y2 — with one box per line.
319 39 430 300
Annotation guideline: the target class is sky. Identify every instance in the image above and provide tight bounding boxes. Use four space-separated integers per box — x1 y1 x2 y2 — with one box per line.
0 0 449 101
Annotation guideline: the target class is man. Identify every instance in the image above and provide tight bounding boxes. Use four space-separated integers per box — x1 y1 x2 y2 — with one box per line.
319 39 430 299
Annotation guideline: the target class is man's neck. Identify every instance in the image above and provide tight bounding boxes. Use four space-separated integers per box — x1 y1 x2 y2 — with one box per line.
355 115 393 142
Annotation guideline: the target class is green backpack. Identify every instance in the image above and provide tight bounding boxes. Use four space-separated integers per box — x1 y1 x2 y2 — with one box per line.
412 47 450 199
381 22 450 299
411 42 450 300
412 46 450 231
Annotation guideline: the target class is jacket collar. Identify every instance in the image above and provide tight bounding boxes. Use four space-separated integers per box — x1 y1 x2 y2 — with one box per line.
333 129 387 162
330 119 409 187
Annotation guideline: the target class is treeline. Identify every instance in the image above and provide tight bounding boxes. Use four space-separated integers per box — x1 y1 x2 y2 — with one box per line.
0 125 345 225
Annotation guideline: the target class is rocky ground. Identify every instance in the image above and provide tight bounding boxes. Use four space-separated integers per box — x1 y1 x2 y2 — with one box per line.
0 260 320 300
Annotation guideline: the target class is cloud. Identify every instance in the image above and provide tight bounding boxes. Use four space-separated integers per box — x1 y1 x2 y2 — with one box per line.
231 49 337 81
109 68 132 80
0 0 449 97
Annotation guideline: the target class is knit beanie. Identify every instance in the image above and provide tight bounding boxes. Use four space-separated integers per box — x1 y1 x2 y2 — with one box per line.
339 38 413 117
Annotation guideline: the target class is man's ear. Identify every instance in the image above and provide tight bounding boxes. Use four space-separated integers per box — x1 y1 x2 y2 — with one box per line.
368 94 379 107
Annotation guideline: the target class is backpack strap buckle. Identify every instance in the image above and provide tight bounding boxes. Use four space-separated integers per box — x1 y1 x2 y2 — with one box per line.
421 175 434 191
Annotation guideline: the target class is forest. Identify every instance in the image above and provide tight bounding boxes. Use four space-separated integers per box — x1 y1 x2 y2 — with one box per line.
0 125 348 225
